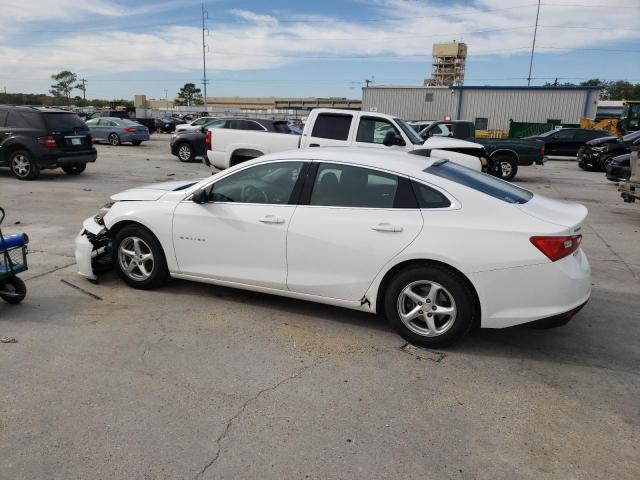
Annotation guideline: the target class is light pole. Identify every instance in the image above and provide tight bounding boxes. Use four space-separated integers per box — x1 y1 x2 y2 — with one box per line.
527 0 541 86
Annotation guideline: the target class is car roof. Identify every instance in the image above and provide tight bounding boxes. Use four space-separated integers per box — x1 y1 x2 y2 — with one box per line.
261 146 439 174
0 105 72 114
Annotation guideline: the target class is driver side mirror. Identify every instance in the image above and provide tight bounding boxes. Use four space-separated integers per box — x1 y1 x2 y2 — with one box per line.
192 189 207 204
383 132 405 147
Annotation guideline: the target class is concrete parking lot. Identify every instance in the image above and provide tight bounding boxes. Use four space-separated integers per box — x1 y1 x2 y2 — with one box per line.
1 134 639 480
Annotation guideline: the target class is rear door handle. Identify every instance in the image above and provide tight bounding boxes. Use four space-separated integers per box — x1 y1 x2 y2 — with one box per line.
371 222 403 232
259 215 285 224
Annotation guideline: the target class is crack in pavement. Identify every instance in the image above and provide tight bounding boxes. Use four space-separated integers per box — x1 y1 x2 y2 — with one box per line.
25 261 77 281
194 360 323 479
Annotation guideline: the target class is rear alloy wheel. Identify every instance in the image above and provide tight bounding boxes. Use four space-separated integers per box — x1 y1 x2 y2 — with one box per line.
384 265 475 348
108 133 122 146
113 226 168 290
177 143 194 162
62 163 87 175
493 155 518 181
10 150 40 180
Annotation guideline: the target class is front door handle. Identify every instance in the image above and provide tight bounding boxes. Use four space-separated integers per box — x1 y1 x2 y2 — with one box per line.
371 222 403 232
309 143 320 147
259 215 285 224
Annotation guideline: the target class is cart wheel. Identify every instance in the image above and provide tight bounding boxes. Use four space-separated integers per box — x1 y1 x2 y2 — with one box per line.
0 277 26 304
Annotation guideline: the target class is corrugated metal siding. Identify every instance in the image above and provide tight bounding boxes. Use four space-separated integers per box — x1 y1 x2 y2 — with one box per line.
362 87 455 121
457 89 596 130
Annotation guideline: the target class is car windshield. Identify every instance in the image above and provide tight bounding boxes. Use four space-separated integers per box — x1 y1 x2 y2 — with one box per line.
43 113 87 131
395 118 424 145
537 129 559 137
425 160 533 204
622 130 640 142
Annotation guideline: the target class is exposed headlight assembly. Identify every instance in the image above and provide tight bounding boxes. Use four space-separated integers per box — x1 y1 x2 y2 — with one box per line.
94 202 115 225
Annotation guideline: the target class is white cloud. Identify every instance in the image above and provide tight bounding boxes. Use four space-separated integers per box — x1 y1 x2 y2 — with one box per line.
0 0 638 82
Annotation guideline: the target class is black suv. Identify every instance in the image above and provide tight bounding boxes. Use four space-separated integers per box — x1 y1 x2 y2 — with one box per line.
577 131 640 171
0 106 97 180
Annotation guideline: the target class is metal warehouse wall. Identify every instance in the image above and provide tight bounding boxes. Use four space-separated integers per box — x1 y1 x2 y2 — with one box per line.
455 88 599 130
362 87 455 121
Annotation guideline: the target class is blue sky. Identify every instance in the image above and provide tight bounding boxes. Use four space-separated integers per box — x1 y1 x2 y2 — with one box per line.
0 0 638 101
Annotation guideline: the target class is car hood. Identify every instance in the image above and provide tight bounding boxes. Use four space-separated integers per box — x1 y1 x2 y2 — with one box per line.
587 136 618 146
111 179 203 201
517 194 587 230
423 136 483 150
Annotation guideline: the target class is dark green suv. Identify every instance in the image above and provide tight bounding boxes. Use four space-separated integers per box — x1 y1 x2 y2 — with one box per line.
0 106 97 180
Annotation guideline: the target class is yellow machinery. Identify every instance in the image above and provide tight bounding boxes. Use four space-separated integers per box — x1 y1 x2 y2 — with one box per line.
580 100 640 137
579 117 620 136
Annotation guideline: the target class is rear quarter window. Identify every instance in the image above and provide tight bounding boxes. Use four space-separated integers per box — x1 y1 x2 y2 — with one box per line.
425 161 533 204
311 113 352 141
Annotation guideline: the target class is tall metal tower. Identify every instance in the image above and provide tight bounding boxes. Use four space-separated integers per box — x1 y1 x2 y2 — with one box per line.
425 42 467 87
201 1 209 111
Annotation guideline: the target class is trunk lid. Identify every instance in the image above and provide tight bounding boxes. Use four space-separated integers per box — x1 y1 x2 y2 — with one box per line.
517 194 587 232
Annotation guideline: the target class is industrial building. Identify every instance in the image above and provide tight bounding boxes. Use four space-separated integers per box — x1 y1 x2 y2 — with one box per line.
362 85 601 131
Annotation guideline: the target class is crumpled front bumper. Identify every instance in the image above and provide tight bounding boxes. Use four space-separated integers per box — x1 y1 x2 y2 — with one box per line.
75 217 108 281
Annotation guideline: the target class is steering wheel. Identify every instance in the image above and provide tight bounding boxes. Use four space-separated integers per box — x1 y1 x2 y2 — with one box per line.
241 184 268 203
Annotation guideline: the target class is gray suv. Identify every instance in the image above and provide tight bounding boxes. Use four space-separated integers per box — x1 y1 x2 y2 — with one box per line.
0 106 97 180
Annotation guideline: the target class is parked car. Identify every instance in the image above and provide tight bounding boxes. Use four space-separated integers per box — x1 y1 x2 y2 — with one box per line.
205 109 485 171
409 121 434 133
88 110 156 134
0 105 97 180
605 153 631 182
418 120 545 181
85 117 149 146
76 147 590 348
524 128 609 158
155 116 186 133
175 116 220 133
170 118 299 162
577 130 640 171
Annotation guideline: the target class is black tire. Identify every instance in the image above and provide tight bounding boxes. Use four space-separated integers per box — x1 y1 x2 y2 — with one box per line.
132 140 142 146
493 154 518 181
1 276 26 304
62 163 87 175
384 265 475 348
596 155 613 173
112 225 168 290
9 149 40 180
176 142 194 162
108 133 122 146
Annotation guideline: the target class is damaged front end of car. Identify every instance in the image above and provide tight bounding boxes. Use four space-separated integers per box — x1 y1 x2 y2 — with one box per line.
75 203 114 281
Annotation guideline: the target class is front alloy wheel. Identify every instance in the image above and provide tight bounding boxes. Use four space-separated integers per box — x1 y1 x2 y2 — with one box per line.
113 226 168 289
10 150 39 180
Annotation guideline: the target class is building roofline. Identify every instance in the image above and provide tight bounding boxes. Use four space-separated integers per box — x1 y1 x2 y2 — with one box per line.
449 85 602 91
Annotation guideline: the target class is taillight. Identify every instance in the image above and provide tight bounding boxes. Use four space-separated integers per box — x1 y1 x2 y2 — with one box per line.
540 144 545 157
530 235 582 262
37 135 57 148
205 129 212 150
123 127 136 133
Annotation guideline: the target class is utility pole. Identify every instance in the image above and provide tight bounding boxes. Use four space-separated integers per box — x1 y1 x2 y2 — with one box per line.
201 1 209 112
164 89 169 110
527 0 541 87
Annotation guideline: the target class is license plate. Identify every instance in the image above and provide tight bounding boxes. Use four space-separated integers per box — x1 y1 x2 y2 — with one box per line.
71 138 82 145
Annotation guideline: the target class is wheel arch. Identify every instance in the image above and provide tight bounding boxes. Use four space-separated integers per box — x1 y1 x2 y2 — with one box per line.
230 147 264 166
3 142 33 162
489 148 519 161
373 258 481 328
108 219 173 268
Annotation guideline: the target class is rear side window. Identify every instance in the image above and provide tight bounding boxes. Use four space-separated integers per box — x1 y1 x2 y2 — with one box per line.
43 113 86 131
6 111 29 128
310 163 399 208
411 182 451 208
311 113 352 141
425 161 533 204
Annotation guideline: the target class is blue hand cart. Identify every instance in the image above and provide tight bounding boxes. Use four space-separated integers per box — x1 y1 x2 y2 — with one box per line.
0 207 29 304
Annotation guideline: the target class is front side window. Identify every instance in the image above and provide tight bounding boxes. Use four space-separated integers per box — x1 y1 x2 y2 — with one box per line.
310 163 399 208
85 118 99 126
425 160 533 204
210 161 304 204
205 119 227 129
553 129 574 140
192 118 206 126
356 117 401 144
311 113 352 140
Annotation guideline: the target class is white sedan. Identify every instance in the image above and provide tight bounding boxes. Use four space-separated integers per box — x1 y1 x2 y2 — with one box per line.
174 116 220 133
75 147 591 347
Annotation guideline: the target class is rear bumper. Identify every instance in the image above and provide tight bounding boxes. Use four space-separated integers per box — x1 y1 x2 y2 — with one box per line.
38 150 97 168
470 249 591 329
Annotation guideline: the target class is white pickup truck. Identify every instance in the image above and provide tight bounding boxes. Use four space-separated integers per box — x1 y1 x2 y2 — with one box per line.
205 108 486 170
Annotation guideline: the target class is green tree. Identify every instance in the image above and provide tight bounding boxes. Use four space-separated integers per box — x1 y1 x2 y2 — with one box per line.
50 70 79 106
175 83 203 106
